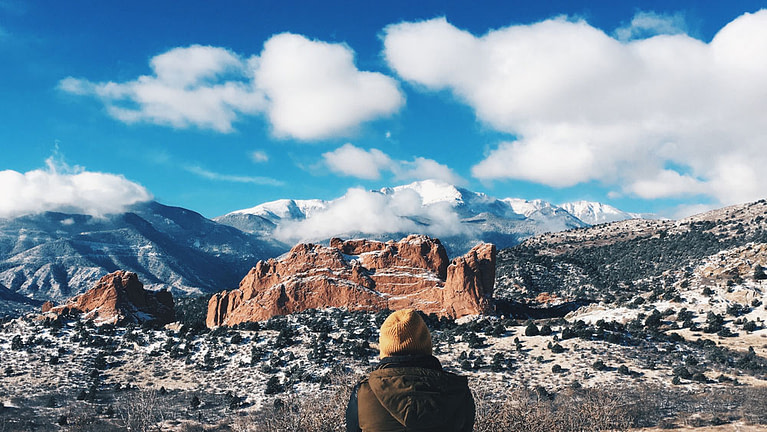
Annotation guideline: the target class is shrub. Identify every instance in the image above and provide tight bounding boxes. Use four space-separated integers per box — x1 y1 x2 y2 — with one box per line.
116 389 168 431
524 323 540 337
265 376 283 395
539 324 553 336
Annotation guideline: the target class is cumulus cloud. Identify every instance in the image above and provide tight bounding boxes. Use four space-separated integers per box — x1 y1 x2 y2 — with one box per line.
61 36 403 139
322 144 393 179
393 157 465 185
383 11 767 206
274 187 466 244
255 33 404 140
625 169 706 199
322 143 463 184
60 45 265 133
0 156 152 219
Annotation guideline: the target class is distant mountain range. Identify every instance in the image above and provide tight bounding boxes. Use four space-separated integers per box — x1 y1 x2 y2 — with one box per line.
215 180 649 255
0 180 651 315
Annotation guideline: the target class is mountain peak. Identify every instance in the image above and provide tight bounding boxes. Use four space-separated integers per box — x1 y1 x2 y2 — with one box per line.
560 201 642 225
386 179 466 206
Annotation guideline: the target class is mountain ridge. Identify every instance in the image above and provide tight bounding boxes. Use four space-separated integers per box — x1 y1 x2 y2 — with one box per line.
0 201 284 312
215 179 646 254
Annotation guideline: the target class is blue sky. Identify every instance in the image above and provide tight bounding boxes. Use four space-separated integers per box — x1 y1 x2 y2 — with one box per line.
2 0 767 220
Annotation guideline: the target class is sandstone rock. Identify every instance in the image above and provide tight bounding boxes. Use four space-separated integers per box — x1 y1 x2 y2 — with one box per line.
41 301 54 313
43 270 175 325
207 235 496 326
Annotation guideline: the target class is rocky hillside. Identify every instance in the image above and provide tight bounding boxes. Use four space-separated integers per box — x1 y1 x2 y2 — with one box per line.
496 199 767 304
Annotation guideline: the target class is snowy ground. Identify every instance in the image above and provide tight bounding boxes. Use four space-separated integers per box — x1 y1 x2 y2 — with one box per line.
1 291 767 431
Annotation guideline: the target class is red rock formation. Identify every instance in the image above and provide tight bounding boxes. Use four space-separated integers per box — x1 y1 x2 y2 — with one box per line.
207 235 496 327
43 270 175 325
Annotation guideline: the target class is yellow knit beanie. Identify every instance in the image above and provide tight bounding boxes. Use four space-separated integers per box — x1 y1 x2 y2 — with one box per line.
378 309 432 358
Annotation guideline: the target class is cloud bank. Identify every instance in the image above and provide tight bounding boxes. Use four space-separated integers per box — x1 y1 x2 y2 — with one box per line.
274 186 466 244
383 10 767 206
322 143 464 184
0 157 152 219
61 36 403 140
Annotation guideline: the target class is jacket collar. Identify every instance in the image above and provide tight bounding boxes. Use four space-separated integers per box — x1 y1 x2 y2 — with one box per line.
376 354 443 371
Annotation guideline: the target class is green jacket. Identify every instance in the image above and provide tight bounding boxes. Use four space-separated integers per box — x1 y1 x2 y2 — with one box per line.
346 355 475 432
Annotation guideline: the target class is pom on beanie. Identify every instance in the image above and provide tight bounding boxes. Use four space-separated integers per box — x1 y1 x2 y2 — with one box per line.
378 309 432 358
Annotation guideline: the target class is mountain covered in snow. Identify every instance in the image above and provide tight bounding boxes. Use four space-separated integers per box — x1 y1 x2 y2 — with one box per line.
559 201 648 225
0 201 284 315
215 180 646 255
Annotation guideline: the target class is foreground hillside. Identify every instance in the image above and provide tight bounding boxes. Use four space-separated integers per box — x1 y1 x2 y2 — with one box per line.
1 299 766 430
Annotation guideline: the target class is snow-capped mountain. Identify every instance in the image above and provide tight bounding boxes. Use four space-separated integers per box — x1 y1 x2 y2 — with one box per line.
215 180 645 255
559 201 645 225
0 201 284 313
231 198 328 221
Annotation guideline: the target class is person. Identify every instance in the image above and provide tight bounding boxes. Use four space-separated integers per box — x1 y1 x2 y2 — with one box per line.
346 309 475 432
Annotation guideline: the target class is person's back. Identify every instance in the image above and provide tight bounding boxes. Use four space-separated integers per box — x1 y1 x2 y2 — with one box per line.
346 309 475 432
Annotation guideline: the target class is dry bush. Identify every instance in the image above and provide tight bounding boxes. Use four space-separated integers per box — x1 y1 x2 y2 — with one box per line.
739 386 767 425
233 375 355 432
115 389 168 431
618 384 679 427
473 386 632 432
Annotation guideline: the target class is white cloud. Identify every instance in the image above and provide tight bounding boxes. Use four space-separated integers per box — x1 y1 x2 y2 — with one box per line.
0 156 152 219
322 143 463 184
183 165 283 186
60 45 265 133
625 169 706 199
614 11 688 41
384 11 767 206
323 143 393 179
394 157 464 185
274 187 466 244
250 150 269 163
255 33 404 140
61 35 404 140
